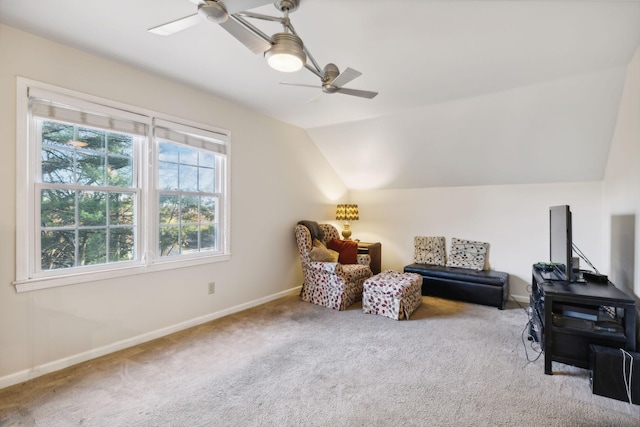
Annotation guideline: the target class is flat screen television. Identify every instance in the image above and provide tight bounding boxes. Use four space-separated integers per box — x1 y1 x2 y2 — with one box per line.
549 205 574 282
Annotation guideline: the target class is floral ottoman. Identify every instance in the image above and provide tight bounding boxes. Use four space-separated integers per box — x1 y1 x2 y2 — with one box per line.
362 270 423 320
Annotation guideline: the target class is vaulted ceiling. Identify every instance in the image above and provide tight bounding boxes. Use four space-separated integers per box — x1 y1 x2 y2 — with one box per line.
2 0 639 189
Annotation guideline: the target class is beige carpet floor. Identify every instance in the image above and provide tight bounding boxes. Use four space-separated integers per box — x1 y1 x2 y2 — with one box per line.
1 295 639 426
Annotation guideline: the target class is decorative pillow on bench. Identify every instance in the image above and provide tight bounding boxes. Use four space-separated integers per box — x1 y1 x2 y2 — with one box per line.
414 236 446 266
446 237 488 271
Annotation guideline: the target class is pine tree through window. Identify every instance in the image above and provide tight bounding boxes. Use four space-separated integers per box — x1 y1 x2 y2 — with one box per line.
39 121 137 270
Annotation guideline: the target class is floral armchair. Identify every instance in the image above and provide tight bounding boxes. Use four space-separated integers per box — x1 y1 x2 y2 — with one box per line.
295 223 373 310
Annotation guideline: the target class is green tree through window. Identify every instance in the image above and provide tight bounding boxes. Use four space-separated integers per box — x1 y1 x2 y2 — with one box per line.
39 121 136 270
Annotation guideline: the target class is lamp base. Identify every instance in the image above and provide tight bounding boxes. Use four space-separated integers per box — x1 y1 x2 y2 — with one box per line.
341 222 352 240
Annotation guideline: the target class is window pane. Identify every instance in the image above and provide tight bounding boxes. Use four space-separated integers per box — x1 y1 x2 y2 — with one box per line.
41 230 75 270
41 146 74 184
77 127 105 152
198 167 214 193
199 150 215 168
108 156 133 187
78 229 106 265
41 189 75 227
159 226 180 256
158 142 178 163
200 225 215 251
42 121 74 147
109 193 134 225
200 196 216 223
108 133 133 156
159 194 179 224
181 225 199 253
180 145 198 166
179 164 198 192
181 196 199 223
109 228 134 262
158 161 178 190
78 191 107 226
76 152 106 186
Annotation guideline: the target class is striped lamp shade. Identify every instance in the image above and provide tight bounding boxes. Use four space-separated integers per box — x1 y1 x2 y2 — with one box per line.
336 204 359 221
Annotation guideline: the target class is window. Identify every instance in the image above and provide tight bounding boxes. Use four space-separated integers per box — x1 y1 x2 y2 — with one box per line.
37 117 140 272
15 80 230 292
154 120 225 257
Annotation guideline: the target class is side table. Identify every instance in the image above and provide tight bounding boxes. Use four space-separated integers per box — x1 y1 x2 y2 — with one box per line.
358 242 381 275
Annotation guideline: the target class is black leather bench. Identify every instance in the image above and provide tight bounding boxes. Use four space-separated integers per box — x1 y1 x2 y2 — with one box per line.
403 263 509 309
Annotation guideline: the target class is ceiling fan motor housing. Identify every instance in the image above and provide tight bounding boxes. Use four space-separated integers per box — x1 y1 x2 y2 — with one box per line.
198 1 228 23
322 63 340 92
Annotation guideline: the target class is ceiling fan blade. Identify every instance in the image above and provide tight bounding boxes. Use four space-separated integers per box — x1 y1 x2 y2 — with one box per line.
336 87 379 99
219 15 271 53
331 67 362 88
148 14 202 36
221 0 274 14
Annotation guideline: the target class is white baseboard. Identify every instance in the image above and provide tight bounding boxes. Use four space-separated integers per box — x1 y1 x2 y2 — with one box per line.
0 287 301 390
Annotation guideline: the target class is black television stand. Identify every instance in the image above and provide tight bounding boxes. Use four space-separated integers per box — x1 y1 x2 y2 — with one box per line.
529 265 636 375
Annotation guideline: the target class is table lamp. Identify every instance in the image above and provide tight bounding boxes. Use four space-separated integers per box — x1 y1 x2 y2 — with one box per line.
335 204 359 240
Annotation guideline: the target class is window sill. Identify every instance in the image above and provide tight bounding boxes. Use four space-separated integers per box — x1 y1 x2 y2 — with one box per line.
13 253 232 293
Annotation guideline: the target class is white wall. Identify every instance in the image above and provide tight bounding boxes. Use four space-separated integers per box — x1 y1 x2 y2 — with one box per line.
603 46 640 299
0 24 348 387
351 183 604 301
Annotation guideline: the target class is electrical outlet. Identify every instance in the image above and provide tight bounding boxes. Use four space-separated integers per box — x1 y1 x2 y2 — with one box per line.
208 282 215 294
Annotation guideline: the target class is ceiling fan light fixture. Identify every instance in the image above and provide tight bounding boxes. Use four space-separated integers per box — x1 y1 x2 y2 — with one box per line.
265 32 306 72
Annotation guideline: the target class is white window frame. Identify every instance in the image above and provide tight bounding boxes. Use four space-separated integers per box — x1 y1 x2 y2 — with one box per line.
14 78 231 293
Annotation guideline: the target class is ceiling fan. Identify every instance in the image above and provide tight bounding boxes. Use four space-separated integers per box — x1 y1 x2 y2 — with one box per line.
281 63 378 100
148 0 378 99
